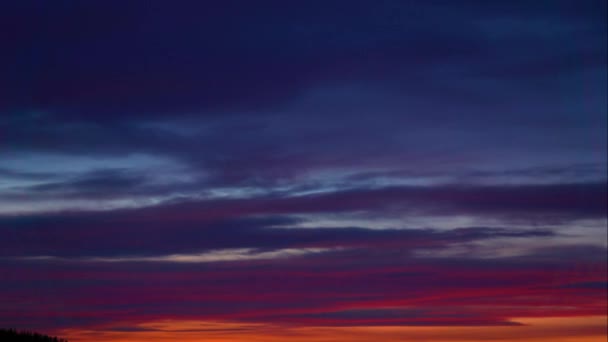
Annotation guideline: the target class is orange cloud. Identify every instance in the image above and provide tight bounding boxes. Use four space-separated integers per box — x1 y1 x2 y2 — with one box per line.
59 316 607 342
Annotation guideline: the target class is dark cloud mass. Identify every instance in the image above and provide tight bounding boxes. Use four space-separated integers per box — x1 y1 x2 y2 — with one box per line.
1 0 606 118
0 1 605 340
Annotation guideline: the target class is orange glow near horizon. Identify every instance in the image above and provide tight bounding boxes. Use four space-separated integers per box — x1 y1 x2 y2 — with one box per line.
58 316 607 342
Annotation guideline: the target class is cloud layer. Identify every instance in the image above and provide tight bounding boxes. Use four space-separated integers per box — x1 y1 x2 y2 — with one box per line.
0 1 606 340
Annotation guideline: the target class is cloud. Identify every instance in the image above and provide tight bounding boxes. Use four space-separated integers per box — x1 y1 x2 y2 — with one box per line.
0 200 561 258
18 247 333 264
27 169 145 195
124 181 607 222
1 1 604 119
1 242 604 331
0 181 603 258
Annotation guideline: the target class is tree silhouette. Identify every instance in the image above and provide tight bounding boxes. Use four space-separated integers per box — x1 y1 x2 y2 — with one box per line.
0 329 68 342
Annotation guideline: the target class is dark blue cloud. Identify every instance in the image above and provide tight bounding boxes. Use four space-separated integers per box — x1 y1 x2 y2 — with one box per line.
5 180 604 258
0 210 554 258
27 169 146 195
0 0 605 199
1 0 605 119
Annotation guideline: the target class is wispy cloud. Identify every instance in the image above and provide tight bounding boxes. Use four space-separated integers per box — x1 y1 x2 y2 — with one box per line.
16 248 333 263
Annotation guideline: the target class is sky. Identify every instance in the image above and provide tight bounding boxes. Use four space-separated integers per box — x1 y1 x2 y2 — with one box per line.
0 1 606 341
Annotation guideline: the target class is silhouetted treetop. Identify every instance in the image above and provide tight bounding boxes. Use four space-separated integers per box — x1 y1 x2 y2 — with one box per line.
0 329 68 342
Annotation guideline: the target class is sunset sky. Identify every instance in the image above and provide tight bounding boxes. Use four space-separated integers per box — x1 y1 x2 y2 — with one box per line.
1 1 606 341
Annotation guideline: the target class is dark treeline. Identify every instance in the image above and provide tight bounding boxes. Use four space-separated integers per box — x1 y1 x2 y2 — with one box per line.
0 329 68 342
